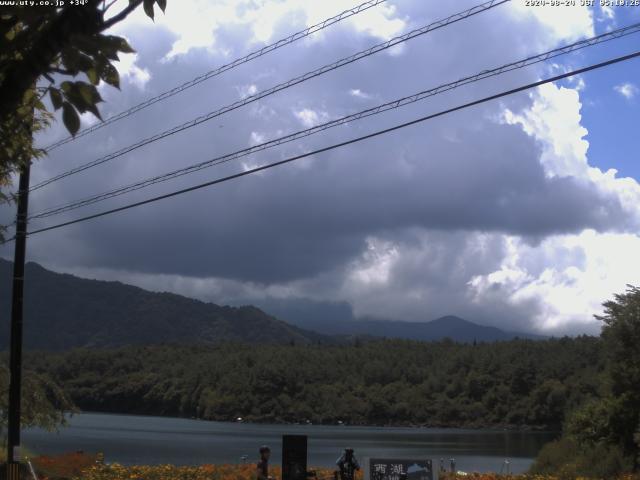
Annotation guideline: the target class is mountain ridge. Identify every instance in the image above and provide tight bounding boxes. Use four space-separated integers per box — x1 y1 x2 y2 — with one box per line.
0 259 543 350
249 298 545 342
0 259 328 350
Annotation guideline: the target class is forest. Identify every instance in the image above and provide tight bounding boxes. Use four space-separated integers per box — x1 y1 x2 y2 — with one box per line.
24 336 603 429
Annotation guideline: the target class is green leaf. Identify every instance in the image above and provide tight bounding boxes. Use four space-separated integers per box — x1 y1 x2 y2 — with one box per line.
60 81 73 94
77 82 102 107
62 102 80 136
34 99 47 112
86 68 99 86
74 35 101 55
63 85 88 114
62 82 103 117
5 28 16 41
75 53 94 73
85 102 103 121
22 88 36 104
117 37 135 54
100 63 120 89
143 0 155 20
102 49 120 62
60 48 81 75
156 0 166 13
49 88 63 110
96 35 135 61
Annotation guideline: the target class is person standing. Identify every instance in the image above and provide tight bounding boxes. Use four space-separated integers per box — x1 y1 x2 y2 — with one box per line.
257 445 274 480
336 448 360 480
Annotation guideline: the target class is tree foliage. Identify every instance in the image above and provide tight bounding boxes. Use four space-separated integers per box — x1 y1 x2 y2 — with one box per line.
531 436 633 479
0 363 75 434
0 0 166 200
26 336 603 429
532 285 640 477
598 285 640 466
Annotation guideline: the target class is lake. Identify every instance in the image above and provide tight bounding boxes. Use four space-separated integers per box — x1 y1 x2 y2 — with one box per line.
22 413 556 475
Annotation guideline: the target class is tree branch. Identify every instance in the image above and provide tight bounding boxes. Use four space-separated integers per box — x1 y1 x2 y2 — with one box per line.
102 0 119 13
102 0 143 30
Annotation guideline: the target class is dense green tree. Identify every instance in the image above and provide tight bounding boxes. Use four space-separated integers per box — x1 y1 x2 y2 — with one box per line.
531 286 640 477
597 285 640 467
24 337 604 430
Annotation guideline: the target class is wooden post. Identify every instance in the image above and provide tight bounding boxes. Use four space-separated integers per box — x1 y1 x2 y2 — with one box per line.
6 161 31 476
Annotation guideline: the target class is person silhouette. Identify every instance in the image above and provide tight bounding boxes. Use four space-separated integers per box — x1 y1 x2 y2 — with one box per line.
257 445 274 480
336 448 360 480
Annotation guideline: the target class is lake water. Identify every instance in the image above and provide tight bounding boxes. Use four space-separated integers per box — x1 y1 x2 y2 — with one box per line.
22 413 556 475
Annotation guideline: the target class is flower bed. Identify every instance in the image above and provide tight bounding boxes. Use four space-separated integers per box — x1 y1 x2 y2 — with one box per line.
75 464 362 480
26 453 637 480
28 454 363 480
31 452 99 479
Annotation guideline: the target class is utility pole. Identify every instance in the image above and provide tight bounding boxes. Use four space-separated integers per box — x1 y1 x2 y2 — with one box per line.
6 160 31 477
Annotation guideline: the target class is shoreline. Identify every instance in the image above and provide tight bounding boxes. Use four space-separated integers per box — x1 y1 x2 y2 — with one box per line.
56 410 559 434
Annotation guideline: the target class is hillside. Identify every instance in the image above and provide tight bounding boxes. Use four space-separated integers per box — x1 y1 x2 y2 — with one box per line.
0 259 542 350
0 259 327 350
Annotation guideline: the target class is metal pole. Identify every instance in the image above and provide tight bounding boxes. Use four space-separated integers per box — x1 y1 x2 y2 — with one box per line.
7 161 31 471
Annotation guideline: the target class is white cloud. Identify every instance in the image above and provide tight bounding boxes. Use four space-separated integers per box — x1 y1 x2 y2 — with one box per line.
505 81 640 226
294 108 329 128
250 131 266 146
597 5 616 24
601 5 615 19
508 0 593 44
236 84 258 99
503 83 589 178
479 79 640 332
614 82 638 100
346 3 406 41
78 111 101 128
110 0 237 58
347 238 398 287
110 0 406 59
568 75 586 92
349 88 372 100
115 52 151 90
469 230 640 332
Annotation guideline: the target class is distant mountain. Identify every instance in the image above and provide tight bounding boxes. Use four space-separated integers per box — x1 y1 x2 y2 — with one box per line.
0 259 328 350
251 297 544 342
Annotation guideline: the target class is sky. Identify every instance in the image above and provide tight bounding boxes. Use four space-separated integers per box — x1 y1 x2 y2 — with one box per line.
2 0 640 336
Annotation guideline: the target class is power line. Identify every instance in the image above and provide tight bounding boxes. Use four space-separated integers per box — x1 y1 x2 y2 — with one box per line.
30 0 509 192
23 50 640 238
26 22 640 221
43 0 390 152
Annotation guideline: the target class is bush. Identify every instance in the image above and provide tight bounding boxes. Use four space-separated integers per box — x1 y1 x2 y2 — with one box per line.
530 437 633 479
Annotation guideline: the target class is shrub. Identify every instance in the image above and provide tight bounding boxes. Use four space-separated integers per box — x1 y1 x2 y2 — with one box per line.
530 437 633 479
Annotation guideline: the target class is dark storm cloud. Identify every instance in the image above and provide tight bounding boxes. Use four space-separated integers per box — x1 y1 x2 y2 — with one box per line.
22 112 628 283
0 0 633 333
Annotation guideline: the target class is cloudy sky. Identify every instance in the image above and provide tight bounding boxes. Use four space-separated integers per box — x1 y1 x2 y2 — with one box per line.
2 0 640 335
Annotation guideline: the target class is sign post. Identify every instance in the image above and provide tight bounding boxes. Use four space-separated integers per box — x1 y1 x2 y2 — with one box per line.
282 435 308 480
369 458 434 480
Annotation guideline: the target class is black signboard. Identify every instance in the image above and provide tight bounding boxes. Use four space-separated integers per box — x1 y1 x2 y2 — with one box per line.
282 435 308 480
369 459 433 480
